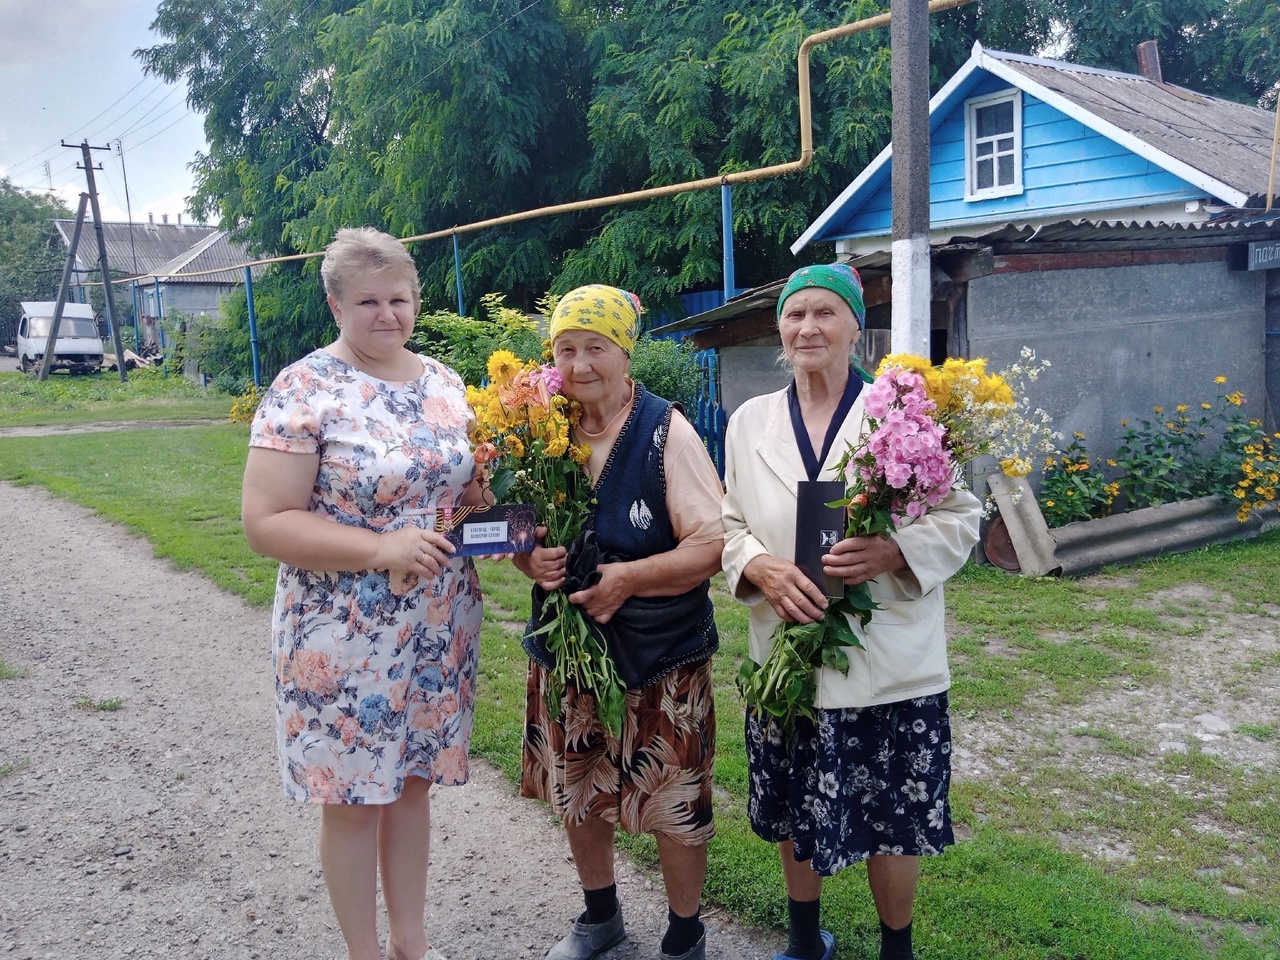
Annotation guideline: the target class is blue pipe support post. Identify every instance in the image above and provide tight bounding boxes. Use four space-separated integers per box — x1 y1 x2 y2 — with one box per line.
153 277 167 376
130 281 141 352
721 182 737 301
245 266 262 387
153 278 165 349
453 234 465 316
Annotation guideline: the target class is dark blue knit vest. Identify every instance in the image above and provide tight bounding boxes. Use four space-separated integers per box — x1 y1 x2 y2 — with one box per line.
523 384 718 687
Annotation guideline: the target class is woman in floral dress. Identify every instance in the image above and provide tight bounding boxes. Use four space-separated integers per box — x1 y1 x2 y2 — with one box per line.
242 227 493 960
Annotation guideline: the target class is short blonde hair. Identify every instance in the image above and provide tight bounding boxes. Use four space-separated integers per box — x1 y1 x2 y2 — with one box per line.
320 227 421 312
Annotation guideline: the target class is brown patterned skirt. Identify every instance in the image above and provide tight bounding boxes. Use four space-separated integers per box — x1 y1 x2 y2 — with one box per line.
519 657 716 843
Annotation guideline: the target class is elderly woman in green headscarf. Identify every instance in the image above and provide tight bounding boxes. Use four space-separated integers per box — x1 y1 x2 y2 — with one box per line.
721 264 981 960
511 285 725 960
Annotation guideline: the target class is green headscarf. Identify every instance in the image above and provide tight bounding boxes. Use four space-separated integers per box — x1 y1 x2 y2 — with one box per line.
777 263 866 328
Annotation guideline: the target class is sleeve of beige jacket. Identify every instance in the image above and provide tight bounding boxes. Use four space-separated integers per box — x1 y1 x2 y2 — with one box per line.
721 401 770 606
887 485 983 598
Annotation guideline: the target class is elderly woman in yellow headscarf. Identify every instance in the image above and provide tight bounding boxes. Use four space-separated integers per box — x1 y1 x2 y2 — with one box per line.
511 285 725 960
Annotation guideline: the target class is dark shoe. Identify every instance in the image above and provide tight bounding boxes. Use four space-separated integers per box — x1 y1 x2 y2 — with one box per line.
660 932 706 960
772 929 835 960
545 905 627 960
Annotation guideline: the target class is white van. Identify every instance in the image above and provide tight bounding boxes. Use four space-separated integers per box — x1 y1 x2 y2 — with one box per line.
17 301 105 375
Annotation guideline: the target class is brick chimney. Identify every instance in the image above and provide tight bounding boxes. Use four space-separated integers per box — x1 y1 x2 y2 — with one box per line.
1137 40 1162 82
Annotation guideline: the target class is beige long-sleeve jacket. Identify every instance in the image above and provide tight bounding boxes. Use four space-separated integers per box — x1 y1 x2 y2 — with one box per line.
721 385 982 709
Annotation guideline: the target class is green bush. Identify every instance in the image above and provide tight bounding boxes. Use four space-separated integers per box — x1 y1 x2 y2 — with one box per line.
411 293 545 385
1113 383 1262 509
629 336 702 410
1111 408 1192 509
412 294 703 410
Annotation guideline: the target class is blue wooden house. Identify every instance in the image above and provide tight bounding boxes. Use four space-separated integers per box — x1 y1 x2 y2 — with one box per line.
662 42 1280 459
794 43 1274 256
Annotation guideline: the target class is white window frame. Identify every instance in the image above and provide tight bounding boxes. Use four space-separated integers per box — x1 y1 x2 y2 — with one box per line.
965 89 1023 201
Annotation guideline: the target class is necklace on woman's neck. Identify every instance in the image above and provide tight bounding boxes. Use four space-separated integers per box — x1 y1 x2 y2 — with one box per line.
576 382 636 439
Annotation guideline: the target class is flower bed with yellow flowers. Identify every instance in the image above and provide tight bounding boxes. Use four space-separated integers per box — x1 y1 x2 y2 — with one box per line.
1038 376 1280 528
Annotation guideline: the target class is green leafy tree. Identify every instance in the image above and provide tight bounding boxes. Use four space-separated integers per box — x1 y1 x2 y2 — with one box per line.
137 0 347 362
137 0 1274 378
292 0 593 310
560 0 899 303
0 179 72 327
137 0 343 259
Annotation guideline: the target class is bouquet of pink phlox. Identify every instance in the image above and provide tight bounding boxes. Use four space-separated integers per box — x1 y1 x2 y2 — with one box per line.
845 366 956 529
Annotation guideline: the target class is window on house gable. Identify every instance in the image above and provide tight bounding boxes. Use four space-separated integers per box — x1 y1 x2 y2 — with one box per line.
965 90 1022 200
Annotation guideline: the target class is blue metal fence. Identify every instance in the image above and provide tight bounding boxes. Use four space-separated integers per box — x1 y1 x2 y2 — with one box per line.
693 348 727 479
649 290 732 478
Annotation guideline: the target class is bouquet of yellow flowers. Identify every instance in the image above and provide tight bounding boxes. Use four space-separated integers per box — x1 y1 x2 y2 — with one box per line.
739 348 1054 729
467 350 626 735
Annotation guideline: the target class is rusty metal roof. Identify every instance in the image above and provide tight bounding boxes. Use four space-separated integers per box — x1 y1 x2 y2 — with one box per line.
51 220 259 285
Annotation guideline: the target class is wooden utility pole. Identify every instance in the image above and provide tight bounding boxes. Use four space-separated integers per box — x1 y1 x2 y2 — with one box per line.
65 140 128 382
889 0 932 357
37 194 90 381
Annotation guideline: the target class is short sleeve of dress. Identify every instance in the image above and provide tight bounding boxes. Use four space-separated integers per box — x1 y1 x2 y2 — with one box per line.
249 363 324 454
421 354 465 394
663 409 725 547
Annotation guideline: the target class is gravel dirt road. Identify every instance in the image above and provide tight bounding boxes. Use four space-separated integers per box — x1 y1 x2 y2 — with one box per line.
0 480 777 960
4 437 1278 960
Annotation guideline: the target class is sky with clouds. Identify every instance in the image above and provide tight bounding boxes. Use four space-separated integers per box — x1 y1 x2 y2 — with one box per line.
0 0 207 224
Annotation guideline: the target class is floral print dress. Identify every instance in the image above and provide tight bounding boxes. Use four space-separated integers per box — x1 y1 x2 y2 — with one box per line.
250 349 483 804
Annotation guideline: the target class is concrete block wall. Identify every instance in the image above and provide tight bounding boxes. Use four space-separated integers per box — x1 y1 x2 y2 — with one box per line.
966 259 1267 469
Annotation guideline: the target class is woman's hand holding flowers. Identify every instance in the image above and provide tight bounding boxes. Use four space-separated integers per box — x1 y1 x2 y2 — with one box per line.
823 535 905 587
744 554 829 624
568 563 633 624
512 525 568 590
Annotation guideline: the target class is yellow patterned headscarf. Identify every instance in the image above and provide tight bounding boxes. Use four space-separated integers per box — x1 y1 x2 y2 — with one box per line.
548 284 642 355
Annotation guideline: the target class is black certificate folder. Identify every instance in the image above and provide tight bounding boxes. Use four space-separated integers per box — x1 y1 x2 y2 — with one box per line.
795 480 846 600
435 503 537 556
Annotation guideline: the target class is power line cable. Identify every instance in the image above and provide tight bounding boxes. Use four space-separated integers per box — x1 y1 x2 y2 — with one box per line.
8 0 316 186
13 0 543 220
6 83 174 184
117 98 190 142
130 108 202 152
86 84 181 144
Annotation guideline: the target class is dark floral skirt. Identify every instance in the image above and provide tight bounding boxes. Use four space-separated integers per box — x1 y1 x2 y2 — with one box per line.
520 657 715 843
745 693 954 876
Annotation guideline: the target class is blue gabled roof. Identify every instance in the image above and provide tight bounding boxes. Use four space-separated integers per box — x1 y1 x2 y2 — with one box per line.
793 43 1275 254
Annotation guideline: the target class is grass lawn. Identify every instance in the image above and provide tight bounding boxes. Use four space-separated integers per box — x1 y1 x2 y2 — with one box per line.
0 368 233 427
1 424 1277 959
